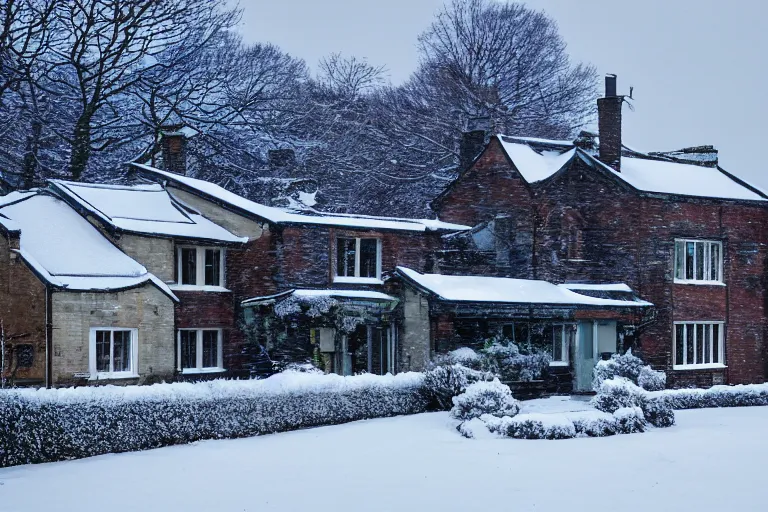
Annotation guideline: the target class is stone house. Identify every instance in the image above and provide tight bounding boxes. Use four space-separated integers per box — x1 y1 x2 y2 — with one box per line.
431 75 768 388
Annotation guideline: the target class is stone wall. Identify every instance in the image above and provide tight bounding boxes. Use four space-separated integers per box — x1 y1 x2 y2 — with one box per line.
50 284 175 386
117 234 175 283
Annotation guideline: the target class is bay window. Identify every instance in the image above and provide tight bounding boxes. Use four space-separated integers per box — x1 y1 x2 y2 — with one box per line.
673 322 725 369
335 237 381 283
176 246 225 288
89 328 138 379
674 240 723 284
178 328 223 373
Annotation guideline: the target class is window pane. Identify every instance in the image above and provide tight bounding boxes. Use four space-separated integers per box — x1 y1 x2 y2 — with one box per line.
96 331 111 372
204 249 221 286
712 324 720 364
686 324 695 364
202 331 219 368
675 241 686 280
685 242 695 280
710 244 720 281
180 331 197 369
112 331 131 373
181 248 197 285
702 324 711 364
514 322 530 348
675 324 684 365
695 242 705 280
336 239 355 277
552 325 564 361
501 324 514 340
16 344 34 368
359 239 378 278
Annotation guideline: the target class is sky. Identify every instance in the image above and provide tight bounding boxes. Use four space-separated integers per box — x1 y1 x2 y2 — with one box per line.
236 0 767 188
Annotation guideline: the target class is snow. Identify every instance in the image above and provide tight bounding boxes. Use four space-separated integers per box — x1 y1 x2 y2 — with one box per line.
0 194 176 298
2 407 766 511
132 163 470 232
397 267 652 307
292 289 396 301
498 140 576 182
50 180 246 243
560 283 633 292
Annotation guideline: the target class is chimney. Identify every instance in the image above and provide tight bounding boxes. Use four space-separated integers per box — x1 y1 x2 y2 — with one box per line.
459 130 486 171
268 148 297 170
160 125 187 175
597 74 623 172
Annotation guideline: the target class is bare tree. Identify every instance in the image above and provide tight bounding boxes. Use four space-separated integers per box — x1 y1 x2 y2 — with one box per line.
317 53 386 99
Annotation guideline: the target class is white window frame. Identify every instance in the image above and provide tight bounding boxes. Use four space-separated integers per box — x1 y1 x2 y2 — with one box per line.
673 321 726 370
174 246 227 291
333 237 383 284
674 239 724 285
550 323 572 367
88 327 139 380
177 328 224 374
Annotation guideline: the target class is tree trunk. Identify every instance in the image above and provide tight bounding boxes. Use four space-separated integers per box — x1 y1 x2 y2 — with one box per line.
69 114 92 181
22 120 42 188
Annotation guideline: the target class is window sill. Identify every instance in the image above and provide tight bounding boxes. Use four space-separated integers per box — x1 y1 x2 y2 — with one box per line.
333 277 384 285
180 367 226 375
672 363 727 371
89 372 139 381
169 284 232 292
673 280 726 287
549 361 569 367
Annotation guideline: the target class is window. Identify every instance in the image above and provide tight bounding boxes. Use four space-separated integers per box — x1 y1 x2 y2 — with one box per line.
89 328 137 378
334 237 381 283
551 324 572 366
501 322 572 366
674 322 725 369
15 344 33 368
674 240 722 283
178 329 223 372
176 247 225 288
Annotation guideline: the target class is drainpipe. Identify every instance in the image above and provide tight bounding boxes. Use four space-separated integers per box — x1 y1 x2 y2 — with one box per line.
45 287 53 388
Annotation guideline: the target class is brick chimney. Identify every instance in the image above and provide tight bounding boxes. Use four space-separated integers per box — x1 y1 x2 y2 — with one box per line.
597 74 623 172
160 125 187 175
459 130 486 171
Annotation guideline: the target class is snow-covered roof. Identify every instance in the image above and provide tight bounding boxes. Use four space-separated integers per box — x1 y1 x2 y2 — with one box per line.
0 193 177 299
396 267 651 307
496 135 767 201
49 180 246 243
242 288 397 306
131 164 470 232
560 283 633 293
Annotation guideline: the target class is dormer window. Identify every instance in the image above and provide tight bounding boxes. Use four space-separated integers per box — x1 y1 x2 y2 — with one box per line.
177 246 225 288
335 237 382 284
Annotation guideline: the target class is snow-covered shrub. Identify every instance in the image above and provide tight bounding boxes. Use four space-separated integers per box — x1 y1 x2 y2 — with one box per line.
457 417 495 439
648 383 768 410
480 338 551 382
0 372 428 468
282 362 324 374
612 407 647 433
640 397 676 428
450 379 520 421
444 347 482 369
422 363 491 411
592 377 675 428
592 349 666 391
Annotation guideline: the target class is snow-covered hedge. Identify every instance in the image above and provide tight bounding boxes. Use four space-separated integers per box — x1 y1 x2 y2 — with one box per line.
592 349 666 391
422 363 491 410
592 377 675 428
647 382 768 410
450 379 520 421
0 371 428 468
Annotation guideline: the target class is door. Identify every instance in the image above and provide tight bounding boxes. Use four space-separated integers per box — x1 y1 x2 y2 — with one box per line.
574 321 597 392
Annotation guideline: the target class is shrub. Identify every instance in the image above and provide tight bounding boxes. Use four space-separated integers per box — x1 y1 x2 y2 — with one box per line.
649 383 768 410
592 377 675 428
450 379 520 421
0 372 428 468
480 337 551 382
422 363 491 411
441 347 483 369
457 417 494 439
592 349 666 391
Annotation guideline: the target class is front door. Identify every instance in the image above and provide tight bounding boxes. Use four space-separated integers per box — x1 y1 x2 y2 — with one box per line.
574 321 597 392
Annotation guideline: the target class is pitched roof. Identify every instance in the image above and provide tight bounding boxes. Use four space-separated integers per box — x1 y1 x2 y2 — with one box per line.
396 267 652 307
49 180 246 243
242 288 397 306
131 163 470 233
496 135 767 202
0 193 177 299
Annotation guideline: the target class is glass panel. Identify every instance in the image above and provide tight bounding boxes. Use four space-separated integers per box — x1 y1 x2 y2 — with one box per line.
675 324 684 365
202 331 219 368
501 324 514 340
336 239 356 277
514 322 530 348
710 243 720 281
180 248 197 285
204 249 221 286
96 331 111 372
712 324 720 364
702 324 711 364
16 344 34 368
359 239 378 278
686 324 695 365
112 331 131 372
695 242 705 280
180 331 197 369
580 322 593 359
685 242 695 280
552 325 564 361
675 241 686 280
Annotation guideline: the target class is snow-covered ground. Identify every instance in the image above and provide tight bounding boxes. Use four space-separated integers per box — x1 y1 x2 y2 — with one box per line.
1 406 766 512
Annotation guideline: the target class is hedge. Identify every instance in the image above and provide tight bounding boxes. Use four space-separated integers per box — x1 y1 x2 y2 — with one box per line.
0 371 427 468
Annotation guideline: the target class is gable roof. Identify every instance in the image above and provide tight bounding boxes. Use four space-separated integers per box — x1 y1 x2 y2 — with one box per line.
131 163 470 233
496 135 767 202
49 180 246 244
396 267 652 307
0 193 177 299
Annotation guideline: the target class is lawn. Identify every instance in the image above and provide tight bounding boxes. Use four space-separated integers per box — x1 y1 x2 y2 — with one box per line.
1 404 766 511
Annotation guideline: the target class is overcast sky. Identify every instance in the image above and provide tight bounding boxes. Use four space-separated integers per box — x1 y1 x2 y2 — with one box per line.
237 0 767 188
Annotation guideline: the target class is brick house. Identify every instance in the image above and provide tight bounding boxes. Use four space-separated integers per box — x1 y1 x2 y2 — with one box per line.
431 75 768 388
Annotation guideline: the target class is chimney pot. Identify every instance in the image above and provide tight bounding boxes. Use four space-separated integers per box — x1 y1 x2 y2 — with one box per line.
597 74 622 171
605 73 617 98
